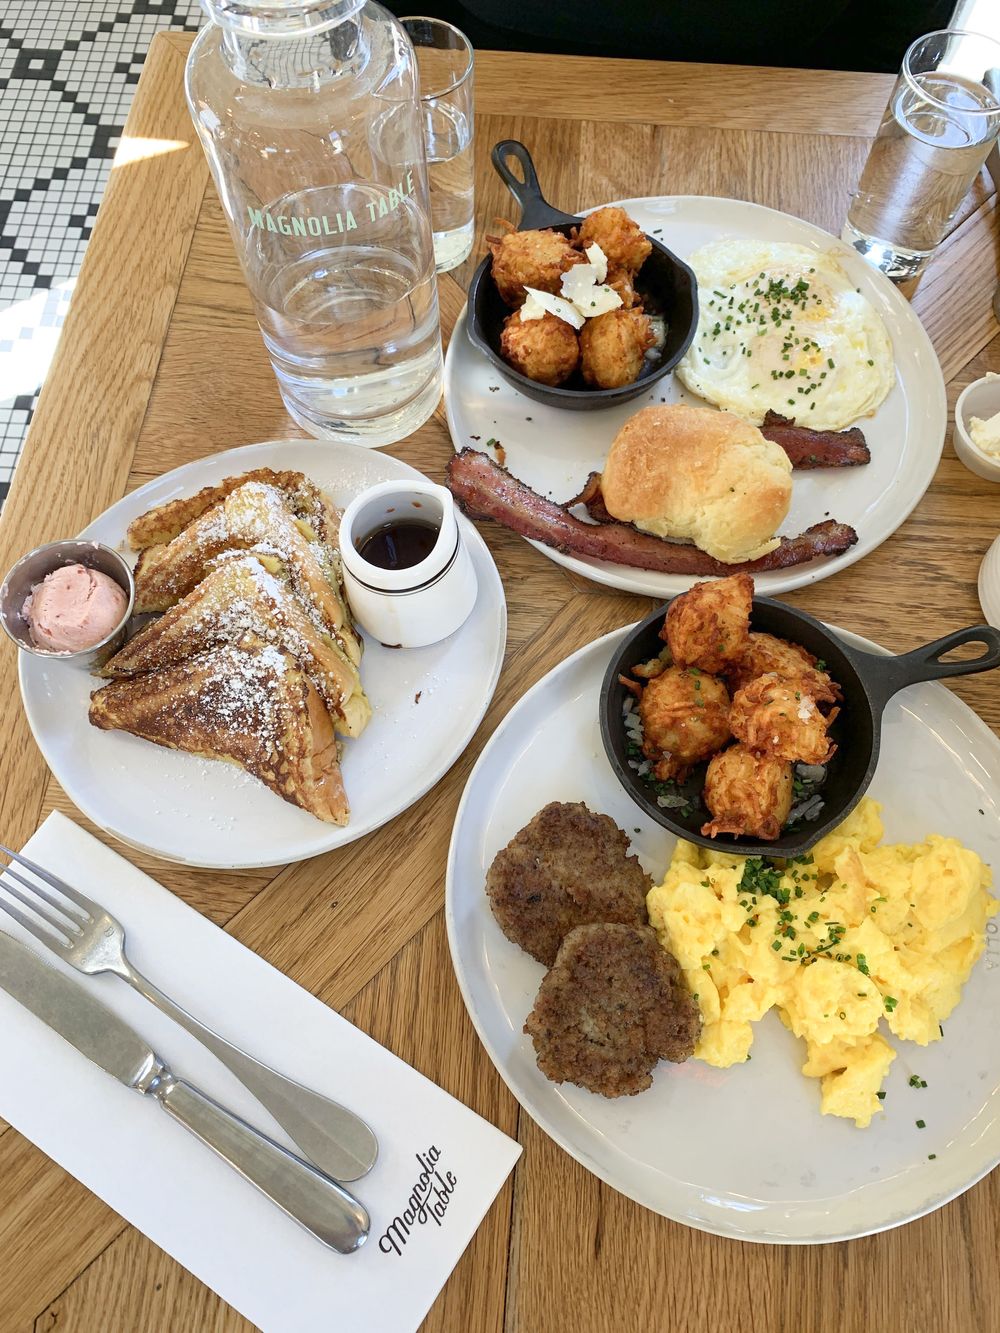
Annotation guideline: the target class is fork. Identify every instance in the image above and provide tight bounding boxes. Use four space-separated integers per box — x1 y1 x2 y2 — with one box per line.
0 844 378 1183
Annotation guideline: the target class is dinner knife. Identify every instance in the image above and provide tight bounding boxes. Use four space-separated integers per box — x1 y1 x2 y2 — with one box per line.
0 930 369 1254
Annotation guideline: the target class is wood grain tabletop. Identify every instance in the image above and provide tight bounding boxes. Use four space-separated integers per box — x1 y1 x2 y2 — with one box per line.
1 30 999 1333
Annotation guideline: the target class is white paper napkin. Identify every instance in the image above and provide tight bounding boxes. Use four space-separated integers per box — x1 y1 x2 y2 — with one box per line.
0 812 520 1333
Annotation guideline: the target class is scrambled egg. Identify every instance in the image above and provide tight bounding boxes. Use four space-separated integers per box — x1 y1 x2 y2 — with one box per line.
646 799 997 1127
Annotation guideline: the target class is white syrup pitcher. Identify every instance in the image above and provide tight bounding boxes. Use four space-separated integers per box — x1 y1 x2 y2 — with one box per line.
339 480 477 647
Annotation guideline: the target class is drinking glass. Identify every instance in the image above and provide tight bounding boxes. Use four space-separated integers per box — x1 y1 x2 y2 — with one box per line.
842 28 1000 281
400 17 475 272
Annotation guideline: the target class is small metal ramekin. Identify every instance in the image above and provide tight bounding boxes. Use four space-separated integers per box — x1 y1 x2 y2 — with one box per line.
0 540 135 670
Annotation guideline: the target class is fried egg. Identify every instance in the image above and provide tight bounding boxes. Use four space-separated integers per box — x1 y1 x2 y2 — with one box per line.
676 240 895 431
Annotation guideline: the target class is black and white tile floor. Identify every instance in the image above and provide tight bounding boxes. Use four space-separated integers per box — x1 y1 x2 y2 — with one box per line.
0 0 205 503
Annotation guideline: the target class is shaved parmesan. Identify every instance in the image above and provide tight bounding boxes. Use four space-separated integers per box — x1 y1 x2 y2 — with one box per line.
560 262 599 307
556 248 623 321
576 284 623 317
584 242 608 282
518 290 548 321
519 285 586 329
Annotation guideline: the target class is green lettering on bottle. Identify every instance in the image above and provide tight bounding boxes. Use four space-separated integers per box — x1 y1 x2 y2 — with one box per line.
278 216 291 235
306 216 322 236
291 216 307 237
265 213 278 233
345 209 357 231
247 206 264 229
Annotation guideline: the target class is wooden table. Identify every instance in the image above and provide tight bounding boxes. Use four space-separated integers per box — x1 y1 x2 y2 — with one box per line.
1 32 999 1333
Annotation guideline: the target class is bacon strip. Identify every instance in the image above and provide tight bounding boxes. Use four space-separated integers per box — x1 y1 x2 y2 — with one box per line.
447 449 858 576
760 410 870 469
566 472 614 523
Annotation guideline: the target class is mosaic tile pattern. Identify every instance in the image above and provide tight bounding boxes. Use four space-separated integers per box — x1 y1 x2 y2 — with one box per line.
0 0 205 502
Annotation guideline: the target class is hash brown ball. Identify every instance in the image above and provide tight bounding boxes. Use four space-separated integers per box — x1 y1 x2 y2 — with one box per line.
500 311 580 386
606 265 638 308
579 307 655 390
701 742 794 841
485 801 650 967
488 227 585 308
639 665 731 781
524 923 701 1097
730 671 839 765
727 630 841 698
574 206 652 275
662 573 753 675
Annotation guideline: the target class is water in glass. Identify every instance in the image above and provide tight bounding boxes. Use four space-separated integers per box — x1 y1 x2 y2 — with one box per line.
424 100 474 271
844 70 1000 280
186 1 442 445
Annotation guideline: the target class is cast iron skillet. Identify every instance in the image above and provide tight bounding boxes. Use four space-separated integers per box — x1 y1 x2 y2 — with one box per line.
599 597 1000 859
465 140 699 411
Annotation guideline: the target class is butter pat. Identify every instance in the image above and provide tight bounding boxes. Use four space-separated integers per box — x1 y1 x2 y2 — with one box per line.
969 408 1000 460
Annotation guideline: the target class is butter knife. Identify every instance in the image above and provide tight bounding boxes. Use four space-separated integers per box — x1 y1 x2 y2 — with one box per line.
0 930 369 1254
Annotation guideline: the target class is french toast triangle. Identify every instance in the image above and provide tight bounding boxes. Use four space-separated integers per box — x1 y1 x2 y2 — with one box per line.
93 466 373 826
99 554 371 738
126 467 341 551
132 479 362 668
89 640 351 826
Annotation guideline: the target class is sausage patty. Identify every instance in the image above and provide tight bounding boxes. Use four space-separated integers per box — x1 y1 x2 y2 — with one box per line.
485 801 650 966
524 923 701 1097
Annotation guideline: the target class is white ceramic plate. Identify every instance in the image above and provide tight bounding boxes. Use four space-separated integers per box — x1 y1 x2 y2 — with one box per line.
20 441 507 869
444 196 946 597
446 625 1000 1242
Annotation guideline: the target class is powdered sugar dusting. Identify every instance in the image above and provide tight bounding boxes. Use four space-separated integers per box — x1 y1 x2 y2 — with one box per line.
190 641 291 739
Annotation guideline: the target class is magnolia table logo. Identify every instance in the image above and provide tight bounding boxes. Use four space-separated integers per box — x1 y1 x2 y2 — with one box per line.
378 1145 458 1257
247 172 419 238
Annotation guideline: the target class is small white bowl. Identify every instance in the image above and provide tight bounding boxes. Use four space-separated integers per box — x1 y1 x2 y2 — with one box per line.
954 375 1000 482
0 540 135 669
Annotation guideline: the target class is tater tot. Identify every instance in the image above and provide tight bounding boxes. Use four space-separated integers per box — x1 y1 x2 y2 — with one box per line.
728 631 840 699
701 743 794 841
606 266 638 308
639 666 731 781
579 307 655 390
730 672 839 765
488 227 585 308
500 311 580 386
575 206 652 274
662 574 753 675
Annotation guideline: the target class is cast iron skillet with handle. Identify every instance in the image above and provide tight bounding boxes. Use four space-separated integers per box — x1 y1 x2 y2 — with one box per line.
600 597 1000 858
465 140 699 410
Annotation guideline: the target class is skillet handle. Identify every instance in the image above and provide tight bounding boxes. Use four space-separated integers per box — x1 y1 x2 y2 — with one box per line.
490 140 580 230
861 624 1000 713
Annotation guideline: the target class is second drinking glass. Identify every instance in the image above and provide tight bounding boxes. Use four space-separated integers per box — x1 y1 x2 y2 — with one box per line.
401 16 475 272
842 28 1000 281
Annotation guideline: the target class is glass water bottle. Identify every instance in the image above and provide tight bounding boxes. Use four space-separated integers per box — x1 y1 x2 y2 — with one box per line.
186 0 443 445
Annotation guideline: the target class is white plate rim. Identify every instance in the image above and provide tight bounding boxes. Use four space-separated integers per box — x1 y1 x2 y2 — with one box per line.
18 439 507 870
444 623 1000 1243
444 193 947 598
